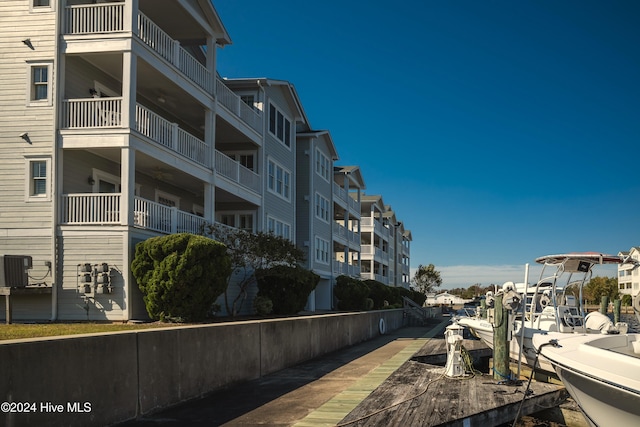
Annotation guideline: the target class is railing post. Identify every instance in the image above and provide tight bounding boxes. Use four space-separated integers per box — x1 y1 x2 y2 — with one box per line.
171 207 178 234
172 123 179 151
173 40 181 68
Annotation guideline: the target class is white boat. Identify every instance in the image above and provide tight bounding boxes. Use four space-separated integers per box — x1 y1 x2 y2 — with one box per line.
457 253 632 374
532 331 640 427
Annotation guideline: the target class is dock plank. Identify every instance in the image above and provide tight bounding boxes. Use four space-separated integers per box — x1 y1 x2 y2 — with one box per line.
339 360 567 426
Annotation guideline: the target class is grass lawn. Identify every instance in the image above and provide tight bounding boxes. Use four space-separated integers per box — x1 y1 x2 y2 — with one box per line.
0 322 179 341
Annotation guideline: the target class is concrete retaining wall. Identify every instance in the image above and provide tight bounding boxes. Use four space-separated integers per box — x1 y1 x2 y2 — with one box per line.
0 310 404 427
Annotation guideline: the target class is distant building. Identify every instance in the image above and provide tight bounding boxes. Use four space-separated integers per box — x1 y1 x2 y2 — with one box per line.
425 292 472 306
618 247 640 298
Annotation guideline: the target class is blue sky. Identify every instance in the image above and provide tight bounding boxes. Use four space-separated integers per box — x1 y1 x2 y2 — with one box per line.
213 1 640 288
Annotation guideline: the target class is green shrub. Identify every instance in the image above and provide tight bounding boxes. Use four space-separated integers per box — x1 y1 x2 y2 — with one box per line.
256 265 319 315
253 295 273 316
334 275 370 310
364 280 396 309
131 233 231 322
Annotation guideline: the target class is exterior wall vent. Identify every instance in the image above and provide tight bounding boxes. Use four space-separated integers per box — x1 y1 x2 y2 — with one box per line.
0 255 33 288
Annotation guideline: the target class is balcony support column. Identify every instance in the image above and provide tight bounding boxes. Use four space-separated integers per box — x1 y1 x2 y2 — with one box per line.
123 0 138 35
204 183 215 225
121 147 135 226
205 108 215 169
122 51 137 129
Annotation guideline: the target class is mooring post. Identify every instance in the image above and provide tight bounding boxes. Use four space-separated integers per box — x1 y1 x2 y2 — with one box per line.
613 299 621 324
493 292 511 381
480 298 487 319
600 295 609 315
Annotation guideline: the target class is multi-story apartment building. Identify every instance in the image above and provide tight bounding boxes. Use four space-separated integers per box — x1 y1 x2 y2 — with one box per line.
0 0 411 322
359 195 412 288
618 247 640 298
333 166 365 283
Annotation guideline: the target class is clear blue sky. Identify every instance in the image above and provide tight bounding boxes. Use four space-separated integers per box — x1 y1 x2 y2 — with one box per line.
214 0 640 288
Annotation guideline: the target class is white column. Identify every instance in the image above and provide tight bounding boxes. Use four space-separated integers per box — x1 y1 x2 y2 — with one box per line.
121 52 137 130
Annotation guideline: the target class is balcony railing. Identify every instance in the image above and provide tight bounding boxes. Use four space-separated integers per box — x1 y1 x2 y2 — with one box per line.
62 98 123 128
137 13 213 94
216 78 263 135
333 261 361 277
60 194 206 235
332 183 359 212
135 104 210 167
64 2 125 34
215 151 261 193
61 193 121 224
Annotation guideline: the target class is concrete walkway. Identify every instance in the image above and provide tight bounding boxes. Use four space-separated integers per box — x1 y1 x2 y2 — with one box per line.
117 320 449 427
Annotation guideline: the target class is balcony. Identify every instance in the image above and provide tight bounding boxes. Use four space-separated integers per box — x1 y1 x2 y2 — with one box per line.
60 194 206 235
216 78 263 136
361 217 389 239
60 99 260 194
333 261 361 277
332 222 359 246
64 4 213 94
333 183 359 212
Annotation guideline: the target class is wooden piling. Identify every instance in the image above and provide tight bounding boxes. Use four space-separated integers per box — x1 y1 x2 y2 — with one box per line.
613 299 621 323
493 292 511 381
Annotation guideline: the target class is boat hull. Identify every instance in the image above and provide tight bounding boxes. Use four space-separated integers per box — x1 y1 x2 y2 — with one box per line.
533 332 640 427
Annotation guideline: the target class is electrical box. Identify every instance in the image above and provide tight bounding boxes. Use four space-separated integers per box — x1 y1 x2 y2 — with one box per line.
0 255 33 287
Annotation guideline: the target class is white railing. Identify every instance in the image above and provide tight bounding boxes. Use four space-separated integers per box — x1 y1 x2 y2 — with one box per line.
133 197 206 234
216 78 263 135
333 183 347 203
65 3 125 34
61 193 121 224
135 104 210 167
137 13 213 94
333 261 361 277
61 98 123 129
214 151 261 193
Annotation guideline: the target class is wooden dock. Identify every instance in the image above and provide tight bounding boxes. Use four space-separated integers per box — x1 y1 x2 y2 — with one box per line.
337 338 568 427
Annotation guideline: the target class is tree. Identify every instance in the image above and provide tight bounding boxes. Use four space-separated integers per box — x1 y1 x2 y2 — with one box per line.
131 233 231 322
583 276 619 304
203 223 305 317
411 264 442 294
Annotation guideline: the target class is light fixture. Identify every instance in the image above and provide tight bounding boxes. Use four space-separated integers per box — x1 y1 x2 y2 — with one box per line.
22 38 34 50
88 177 95 185
19 132 31 143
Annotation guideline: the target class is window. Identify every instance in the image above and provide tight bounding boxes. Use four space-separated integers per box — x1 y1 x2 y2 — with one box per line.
31 0 53 11
25 157 50 201
315 149 330 181
155 190 180 208
240 94 260 112
315 237 330 264
267 159 291 200
228 153 255 171
315 193 330 222
267 216 291 239
218 212 254 232
27 62 53 105
268 103 291 147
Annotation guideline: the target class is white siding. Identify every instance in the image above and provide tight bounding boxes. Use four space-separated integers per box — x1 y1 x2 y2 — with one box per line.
0 1 58 321
58 231 127 321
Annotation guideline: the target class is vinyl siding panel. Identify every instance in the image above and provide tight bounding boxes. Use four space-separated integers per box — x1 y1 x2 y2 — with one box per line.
0 1 57 249
58 231 127 321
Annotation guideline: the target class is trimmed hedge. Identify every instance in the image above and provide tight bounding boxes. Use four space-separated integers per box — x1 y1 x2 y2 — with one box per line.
335 275 426 310
256 265 319 315
131 233 231 322
334 275 370 310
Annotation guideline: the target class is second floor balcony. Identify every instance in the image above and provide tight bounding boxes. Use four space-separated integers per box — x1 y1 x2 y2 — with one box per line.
61 99 260 194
